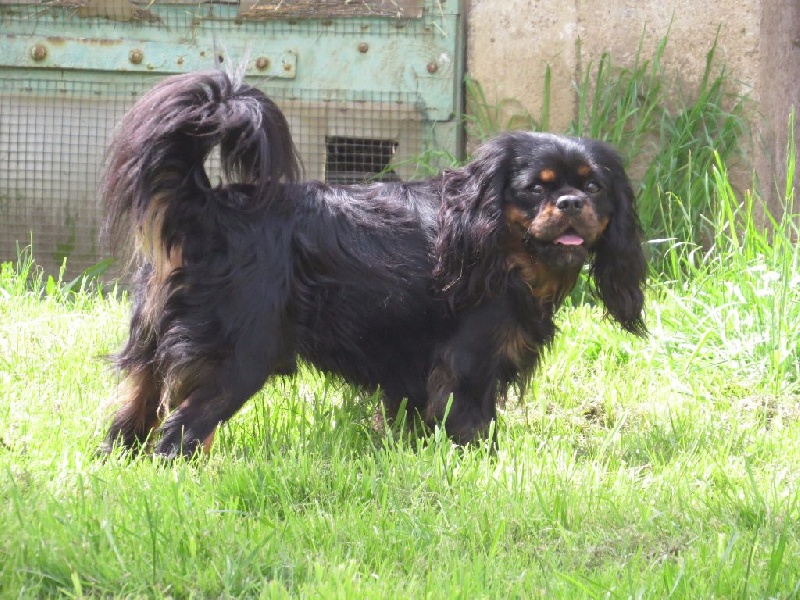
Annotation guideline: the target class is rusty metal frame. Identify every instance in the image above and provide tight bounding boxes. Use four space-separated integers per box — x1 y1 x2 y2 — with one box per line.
239 0 424 19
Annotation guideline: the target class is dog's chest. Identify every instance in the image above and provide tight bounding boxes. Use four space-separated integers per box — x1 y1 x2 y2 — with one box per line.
493 287 561 377
506 250 581 305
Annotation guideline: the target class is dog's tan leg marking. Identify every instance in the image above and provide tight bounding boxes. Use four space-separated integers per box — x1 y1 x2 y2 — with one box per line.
202 429 216 454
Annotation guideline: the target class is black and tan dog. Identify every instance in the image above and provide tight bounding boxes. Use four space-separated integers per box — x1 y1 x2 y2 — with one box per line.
99 69 646 457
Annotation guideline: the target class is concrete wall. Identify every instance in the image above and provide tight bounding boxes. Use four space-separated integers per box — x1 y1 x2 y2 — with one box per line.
466 0 799 215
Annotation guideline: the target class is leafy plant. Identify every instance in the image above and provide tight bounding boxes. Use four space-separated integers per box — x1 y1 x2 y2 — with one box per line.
571 32 750 248
463 67 551 140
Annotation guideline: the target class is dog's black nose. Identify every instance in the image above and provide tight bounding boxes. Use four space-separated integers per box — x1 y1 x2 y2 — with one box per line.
555 195 585 212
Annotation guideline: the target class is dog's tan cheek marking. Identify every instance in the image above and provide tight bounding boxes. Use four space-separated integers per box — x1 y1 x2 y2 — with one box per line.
504 205 531 233
504 206 545 282
504 205 583 302
504 206 542 281
528 203 561 238
539 168 556 183
537 203 559 220
579 205 610 242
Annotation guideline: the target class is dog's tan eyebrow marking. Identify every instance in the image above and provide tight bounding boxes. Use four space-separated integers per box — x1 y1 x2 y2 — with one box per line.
538 168 557 182
578 164 592 177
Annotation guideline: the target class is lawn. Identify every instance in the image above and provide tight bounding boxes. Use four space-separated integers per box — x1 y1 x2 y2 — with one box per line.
1 151 799 598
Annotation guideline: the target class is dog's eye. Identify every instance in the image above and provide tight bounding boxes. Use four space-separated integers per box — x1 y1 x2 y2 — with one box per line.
531 184 546 195
585 180 601 193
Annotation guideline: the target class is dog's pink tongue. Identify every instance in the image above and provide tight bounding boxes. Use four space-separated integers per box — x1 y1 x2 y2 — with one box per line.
555 234 584 246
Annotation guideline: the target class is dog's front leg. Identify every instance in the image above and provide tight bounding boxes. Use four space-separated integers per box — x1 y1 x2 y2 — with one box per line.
425 356 497 444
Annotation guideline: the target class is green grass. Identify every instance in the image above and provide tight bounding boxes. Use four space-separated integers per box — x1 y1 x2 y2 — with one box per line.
2 138 799 597
2 37 798 596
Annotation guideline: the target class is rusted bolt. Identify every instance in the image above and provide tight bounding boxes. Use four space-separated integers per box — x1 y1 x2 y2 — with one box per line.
30 44 47 62
129 49 144 65
283 62 293 72
426 61 438 74
357 42 369 54
255 56 270 71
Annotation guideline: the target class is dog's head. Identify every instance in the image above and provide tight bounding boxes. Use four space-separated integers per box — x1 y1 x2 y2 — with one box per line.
435 132 647 335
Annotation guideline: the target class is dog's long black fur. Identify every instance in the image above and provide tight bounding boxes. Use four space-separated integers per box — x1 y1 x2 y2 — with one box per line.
100 69 647 457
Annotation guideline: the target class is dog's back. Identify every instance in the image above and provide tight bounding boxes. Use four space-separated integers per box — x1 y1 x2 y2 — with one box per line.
284 180 448 411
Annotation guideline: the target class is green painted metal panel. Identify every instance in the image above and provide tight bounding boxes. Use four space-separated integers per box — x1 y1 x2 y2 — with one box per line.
0 2 462 119
1 36 298 80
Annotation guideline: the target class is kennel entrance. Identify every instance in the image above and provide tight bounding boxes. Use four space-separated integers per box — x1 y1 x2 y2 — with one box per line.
0 1 465 276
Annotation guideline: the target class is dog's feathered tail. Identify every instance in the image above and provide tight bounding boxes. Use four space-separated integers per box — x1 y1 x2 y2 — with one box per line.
101 68 299 257
99 69 299 454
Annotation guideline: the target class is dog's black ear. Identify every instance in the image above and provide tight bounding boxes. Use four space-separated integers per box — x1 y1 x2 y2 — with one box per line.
434 136 514 308
589 145 647 335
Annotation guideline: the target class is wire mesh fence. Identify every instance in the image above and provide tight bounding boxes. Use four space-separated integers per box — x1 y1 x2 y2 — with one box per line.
0 0 461 277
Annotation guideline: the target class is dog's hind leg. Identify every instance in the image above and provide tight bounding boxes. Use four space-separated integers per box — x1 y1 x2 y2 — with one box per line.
152 314 292 459
154 356 282 458
100 269 165 455
100 364 162 454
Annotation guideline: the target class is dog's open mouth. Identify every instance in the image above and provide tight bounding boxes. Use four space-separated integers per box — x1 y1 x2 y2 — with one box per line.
553 232 585 246
523 228 590 270
553 229 585 247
